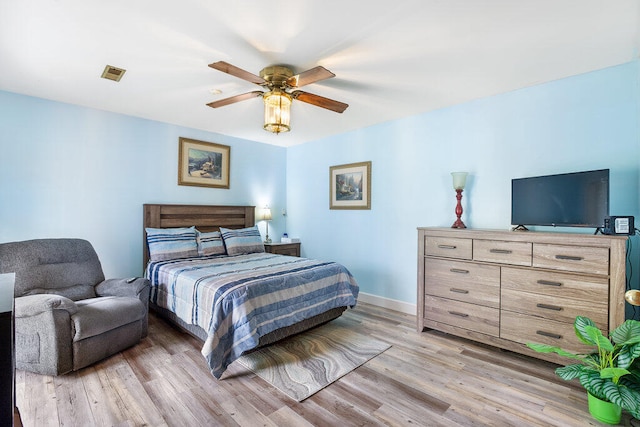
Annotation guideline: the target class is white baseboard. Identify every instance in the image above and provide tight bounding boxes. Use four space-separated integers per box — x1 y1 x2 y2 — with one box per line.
357 292 415 315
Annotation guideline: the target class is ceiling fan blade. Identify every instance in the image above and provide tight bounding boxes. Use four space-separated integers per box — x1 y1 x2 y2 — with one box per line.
292 91 348 113
209 61 265 85
207 91 263 108
287 66 335 88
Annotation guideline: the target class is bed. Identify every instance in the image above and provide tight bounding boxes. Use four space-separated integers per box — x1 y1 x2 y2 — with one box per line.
143 204 359 378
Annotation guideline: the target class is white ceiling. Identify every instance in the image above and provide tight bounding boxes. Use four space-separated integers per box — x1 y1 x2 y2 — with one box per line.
1 1 639 147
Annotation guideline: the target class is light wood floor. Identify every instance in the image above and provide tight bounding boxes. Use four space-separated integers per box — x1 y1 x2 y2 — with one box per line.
16 302 638 426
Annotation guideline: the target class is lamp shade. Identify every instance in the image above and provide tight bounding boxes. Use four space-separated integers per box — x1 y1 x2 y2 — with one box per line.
260 207 272 221
263 90 291 134
451 172 468 190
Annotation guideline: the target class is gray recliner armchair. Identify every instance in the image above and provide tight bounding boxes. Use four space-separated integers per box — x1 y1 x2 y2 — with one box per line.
0 238 149 376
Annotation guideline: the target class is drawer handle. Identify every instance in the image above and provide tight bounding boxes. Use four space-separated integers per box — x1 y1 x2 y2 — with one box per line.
555 254 584 261
536 303 563 311
536 330 562 340
450 268 470 274
490 249 512 254
449 288 469 294
438 244 457 250
448 311 469 318
537 279 562 287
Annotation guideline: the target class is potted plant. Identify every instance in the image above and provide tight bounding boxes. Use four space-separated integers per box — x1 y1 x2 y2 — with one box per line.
527 316 640 425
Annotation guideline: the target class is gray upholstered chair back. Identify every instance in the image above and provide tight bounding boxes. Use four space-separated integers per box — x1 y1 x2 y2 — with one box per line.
0 238 106 298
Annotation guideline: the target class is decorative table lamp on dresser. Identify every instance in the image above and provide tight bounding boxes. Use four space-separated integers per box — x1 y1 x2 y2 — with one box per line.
450 172 468 228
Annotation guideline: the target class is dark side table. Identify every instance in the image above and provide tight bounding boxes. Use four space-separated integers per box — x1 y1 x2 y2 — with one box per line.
264 242 301 257
0 273 19 426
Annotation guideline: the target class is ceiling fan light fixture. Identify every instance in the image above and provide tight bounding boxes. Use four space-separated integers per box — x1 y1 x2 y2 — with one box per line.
263 89 292 134
208 61 347 133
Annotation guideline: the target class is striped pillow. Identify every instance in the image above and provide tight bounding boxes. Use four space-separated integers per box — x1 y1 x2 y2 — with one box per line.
197 230 226 256
145 226 198 261
220 226 265 255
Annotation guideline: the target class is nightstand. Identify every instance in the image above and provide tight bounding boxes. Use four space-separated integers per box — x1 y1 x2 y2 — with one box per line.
264 242 301 257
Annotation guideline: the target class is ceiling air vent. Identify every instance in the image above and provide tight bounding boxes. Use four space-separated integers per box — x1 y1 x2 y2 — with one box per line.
101 65 126 82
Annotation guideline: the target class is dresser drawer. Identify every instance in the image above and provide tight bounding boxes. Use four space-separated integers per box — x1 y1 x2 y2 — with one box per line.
425 237 472 260
501 289 608 326
501 267 608 301
264 242 301 257
425 295 499 336
473 239 532 266
424 258 500 308
500 311 594 354
533 243 609 275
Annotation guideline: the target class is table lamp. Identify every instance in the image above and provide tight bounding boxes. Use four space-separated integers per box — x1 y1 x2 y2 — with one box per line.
259 207 272 243
451 172 468 229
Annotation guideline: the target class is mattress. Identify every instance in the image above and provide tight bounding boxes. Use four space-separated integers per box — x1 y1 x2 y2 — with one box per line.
146 252 359 378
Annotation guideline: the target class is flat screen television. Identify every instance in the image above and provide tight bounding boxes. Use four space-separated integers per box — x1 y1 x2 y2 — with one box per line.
511 169 609 228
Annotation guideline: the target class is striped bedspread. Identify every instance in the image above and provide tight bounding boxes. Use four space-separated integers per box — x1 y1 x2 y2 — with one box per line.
145 252 359 378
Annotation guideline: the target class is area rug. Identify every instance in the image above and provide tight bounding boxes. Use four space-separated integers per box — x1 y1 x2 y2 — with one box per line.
236 317 391 401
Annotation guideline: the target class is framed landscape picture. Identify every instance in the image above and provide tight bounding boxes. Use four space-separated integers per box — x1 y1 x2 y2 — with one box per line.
178 137 230 189
329 161 371 210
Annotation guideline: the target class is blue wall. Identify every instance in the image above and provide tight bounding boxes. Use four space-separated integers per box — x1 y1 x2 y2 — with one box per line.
287 61 640 307
0 92 287 277
1 61 639 313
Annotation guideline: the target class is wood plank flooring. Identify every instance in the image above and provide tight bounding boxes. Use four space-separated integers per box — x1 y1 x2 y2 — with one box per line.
16 302 638 426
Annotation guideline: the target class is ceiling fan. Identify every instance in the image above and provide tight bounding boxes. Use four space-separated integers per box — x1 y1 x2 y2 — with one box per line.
207 61 348 134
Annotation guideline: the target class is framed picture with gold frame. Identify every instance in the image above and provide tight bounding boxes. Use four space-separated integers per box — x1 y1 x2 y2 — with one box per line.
329 161 371 210
178 137 230 189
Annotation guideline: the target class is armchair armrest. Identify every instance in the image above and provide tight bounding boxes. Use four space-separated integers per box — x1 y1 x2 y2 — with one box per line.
15 294 78 318
95 277 150 299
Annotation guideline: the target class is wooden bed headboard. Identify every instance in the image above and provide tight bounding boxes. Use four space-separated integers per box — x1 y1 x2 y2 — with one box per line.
142 204 255 269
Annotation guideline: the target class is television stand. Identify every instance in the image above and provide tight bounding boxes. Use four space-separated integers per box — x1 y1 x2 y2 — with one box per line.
417 227 627 365
512 225 529 231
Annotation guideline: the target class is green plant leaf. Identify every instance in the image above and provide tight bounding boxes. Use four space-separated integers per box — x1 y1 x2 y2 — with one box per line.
628 364 640 381
619 376 640 419
585 353 600 366
574 316 598 345
620 375 640 393
580 370 608 400
601 381 640 419
556 364 589 381
617 343 640 369
526 342 559 353
526 342 585 360
611 319 640 346
600 367 630 383
584 325 614 352
631 342 640 360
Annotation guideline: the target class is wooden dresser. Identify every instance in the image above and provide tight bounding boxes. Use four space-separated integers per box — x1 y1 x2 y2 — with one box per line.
417 228 627 364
